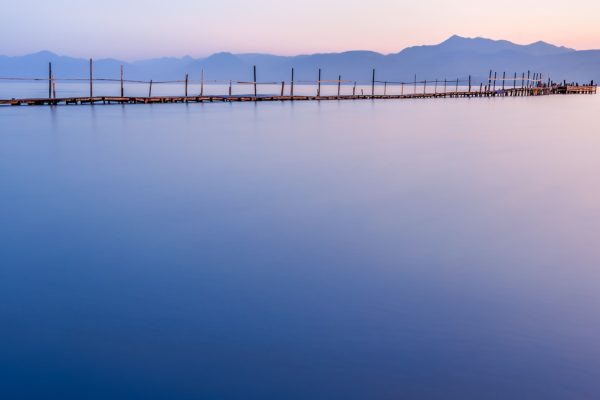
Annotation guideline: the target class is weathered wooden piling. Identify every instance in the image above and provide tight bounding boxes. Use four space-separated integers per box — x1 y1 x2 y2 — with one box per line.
200 69 204 96
48 62 52 99
290 68 294 97
253 65 257 97
185 73 189 97
372 69 375 97
120 65 124 97
89 58 93 98
317 68 322 97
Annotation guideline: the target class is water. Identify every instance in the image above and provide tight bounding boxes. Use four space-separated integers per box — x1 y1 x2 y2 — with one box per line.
1 95 600 399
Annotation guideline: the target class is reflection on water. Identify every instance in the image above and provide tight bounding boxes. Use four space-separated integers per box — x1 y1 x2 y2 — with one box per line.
1 95 600 399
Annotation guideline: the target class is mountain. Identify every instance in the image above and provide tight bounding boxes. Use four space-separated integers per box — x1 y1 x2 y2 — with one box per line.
1 36 598 84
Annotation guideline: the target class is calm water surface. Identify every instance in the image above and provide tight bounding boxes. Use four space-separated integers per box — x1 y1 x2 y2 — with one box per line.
1 96 600 399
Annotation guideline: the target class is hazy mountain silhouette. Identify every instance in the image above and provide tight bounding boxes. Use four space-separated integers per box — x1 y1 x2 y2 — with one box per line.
1 36 597 84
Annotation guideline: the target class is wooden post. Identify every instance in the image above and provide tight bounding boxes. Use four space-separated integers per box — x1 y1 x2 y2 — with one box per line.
493 71 497 92
521 72 525 89
434 79 437 94
414 74 417 94
468 75 472 93
200 68 204 96
371 69 375 97
48 62 52 99
338 75 342 97
514 72 517 90
89 58 93 98
185 73 189 97
280 81 285 97
229 80 232 96
502 72 506 91
290 68 294 97
401 82 404 95
423 79 427 94
317 68 321 97
455 78 459 93
479 83 483 93
487 70 492 95
527 71 531 88
444 79 447 94
253 65 257 97
120 65 124 97
149 80 153 97
52 74 56 99
384 81 387 96
353 82 357 96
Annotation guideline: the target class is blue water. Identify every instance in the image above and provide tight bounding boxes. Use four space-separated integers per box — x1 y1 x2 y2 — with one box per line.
1 96 600 399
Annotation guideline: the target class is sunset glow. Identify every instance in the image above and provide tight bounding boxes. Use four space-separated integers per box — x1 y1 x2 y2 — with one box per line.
2 0 599 59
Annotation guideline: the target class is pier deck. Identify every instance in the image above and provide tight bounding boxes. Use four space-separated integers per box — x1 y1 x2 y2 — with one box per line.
1 86 596 106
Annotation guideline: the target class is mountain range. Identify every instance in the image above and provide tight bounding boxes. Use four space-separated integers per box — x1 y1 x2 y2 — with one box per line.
1 35 598 84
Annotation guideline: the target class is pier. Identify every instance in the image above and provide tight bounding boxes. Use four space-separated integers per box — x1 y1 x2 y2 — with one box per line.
0 61 596 106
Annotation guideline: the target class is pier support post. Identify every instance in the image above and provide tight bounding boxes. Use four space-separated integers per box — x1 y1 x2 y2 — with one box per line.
120 65 124 97
290 68 294 97
149 80 153 97
185 73 189 97
200 69 204 96
48 62 52 100
468 75 471 93
317 68 322 97
338 75 342 98
253 65 257 97
414 74 417 95
371 69 375 97
89 58 93 98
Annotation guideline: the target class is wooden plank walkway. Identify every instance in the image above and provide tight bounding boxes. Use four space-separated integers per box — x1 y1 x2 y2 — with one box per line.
0 86 596 106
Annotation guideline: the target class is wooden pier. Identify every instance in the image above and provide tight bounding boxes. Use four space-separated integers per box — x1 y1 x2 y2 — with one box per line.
1 86 596 107
0 61 596 106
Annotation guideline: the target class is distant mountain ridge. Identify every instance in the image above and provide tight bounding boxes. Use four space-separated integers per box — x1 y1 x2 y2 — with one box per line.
0 36 597 83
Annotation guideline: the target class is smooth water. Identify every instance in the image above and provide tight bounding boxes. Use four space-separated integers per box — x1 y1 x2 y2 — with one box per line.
1 96 600 399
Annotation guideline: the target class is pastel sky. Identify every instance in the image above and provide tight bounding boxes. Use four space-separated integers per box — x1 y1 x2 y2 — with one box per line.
2 0 599 60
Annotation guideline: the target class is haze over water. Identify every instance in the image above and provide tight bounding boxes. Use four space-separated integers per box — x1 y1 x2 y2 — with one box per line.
1 95 600 399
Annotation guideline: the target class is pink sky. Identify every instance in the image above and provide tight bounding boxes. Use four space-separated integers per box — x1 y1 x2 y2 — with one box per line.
1 0 599 59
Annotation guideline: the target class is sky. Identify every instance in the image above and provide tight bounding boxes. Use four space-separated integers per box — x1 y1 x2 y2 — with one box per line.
1 0 599 60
